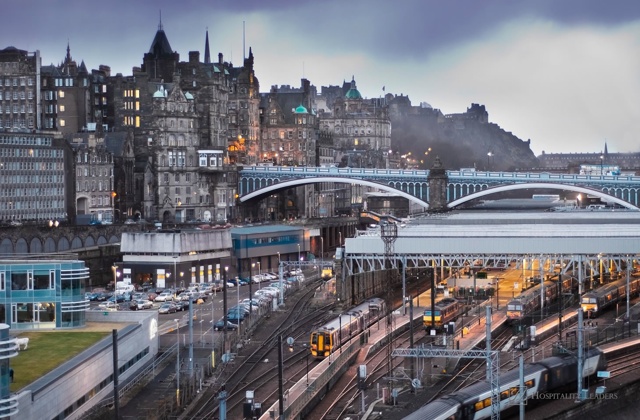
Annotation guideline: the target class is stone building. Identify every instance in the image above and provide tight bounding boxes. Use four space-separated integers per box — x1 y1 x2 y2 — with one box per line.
68 132 115 221
319 77 391 165
106 23 244 223
0 46 40 131
0 131 75 224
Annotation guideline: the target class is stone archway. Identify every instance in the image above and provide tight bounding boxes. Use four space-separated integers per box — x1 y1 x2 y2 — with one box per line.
58 237 70 251
30 238 43 253
0 239 12 254
77 197 89 215
44 237 56 253
15 238 28 254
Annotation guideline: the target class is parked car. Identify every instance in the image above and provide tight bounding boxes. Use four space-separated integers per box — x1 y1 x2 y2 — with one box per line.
98 301 119 310
174 301 190 311
158 303 177 314
226 312 245 323
213 319 239 331
154 291 174 302
130 299 153 310
94 292 111 301
85 292 100 301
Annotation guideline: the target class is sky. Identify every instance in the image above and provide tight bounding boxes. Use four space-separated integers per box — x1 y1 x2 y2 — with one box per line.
4 0 640 156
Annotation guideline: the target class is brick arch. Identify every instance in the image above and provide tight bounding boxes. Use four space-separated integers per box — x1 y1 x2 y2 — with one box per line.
30 238 43 253
58 237 70 251
71 237 83 249
0 239 12 254
85 236 95 248
44 237 56 253
109 235 119 244
97 236 107 245
15 238 28 254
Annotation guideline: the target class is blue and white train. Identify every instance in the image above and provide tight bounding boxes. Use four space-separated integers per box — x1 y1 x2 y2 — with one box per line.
402 347 606 420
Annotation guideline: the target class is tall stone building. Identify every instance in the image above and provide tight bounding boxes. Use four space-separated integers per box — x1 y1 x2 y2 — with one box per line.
69 132 115 221
107 22 245 223
0 46 40 131
319 77 391 168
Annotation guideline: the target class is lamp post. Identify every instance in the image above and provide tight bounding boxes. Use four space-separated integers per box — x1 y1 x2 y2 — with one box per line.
320 236 324 261
173 256 178 291
174 319 180 406
257 262 261 288
600 154 604 175
487 151 493 171
339 231 342 247
277 252 280 266
249 263 254 317
297 243 301 262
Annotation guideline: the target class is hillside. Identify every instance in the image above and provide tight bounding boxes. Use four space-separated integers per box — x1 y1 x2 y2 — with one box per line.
390 104 538 171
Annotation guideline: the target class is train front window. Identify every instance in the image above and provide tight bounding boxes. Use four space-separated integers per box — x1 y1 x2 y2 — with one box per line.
311 333 318 345
424 310 432 317
582 297 596 304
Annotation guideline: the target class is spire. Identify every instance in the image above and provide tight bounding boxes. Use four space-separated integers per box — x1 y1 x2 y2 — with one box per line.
604 141 609 156
204 29 211 64
158 10 163 31
65 41 71 63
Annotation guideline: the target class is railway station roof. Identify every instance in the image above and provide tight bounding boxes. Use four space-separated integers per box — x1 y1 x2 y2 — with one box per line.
346 211 640 256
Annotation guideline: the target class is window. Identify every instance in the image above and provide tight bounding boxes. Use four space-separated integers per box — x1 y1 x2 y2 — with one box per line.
11 272 30 290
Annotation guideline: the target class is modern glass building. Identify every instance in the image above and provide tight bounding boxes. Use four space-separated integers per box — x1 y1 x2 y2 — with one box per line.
0 256 89 330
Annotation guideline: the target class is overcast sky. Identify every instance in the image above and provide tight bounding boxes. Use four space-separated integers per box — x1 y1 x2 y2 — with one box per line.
5 0 640 156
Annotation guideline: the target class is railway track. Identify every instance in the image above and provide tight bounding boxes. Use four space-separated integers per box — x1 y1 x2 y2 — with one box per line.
181 276 334 419
310 319 425 420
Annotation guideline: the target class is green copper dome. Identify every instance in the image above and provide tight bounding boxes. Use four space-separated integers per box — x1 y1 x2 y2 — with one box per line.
345 76 362 99
294 104 308 114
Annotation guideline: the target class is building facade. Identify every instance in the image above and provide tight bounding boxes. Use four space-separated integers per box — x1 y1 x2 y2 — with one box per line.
69 132 115 221
0 131 75 224
0 257 89 330
0 47 40 131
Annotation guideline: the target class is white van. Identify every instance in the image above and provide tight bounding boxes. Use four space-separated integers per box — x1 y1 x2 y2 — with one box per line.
115 281 135 294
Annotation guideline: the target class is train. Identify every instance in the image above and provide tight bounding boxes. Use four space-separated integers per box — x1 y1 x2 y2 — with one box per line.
423 298 463 331
581 276 640 317
402 347 606 420
309 297 386 359
506 276 577 324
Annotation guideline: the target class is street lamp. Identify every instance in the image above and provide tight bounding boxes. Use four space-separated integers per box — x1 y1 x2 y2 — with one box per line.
173 256 178 291
487 151 493 171
174 319 180 406
297 243 301 262
320 236 324 261
250 263 255 316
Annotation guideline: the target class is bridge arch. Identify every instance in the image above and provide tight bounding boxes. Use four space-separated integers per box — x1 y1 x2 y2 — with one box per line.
239 176 430 209
447 182 640 210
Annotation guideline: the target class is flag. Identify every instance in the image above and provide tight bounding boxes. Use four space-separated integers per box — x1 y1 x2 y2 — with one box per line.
382 86 385 92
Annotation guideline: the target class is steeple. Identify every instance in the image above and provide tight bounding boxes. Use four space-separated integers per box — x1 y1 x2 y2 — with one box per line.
244 46 254 69
604 141 609 156
65 41 72 64
204 29 211 64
